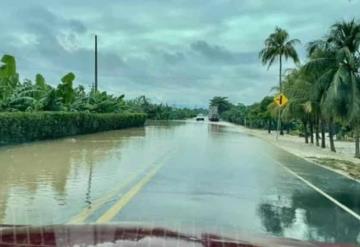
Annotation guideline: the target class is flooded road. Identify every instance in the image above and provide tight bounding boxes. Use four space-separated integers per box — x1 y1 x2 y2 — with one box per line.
0 121 359 244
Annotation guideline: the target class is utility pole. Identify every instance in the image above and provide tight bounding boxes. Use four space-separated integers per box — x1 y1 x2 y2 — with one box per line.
94 35 98 92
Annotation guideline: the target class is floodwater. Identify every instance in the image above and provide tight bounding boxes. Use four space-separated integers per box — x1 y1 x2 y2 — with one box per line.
0 121 359 244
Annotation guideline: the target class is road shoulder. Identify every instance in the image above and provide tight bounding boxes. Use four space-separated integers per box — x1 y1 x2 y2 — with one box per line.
213 121 360 183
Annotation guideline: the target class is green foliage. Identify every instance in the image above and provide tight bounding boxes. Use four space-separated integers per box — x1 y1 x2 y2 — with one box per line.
126 96 206 120
70 90 126 113
57 72 76 106
0 55 19 103
221 97 275 129
209 96 233 114
223 20 360 155
0 112 146 145
0 56 202 121
281 68 313 122
35 74 46 90
0 54 17 79
259 27 300 70
221 103 247 125
0 64 130 114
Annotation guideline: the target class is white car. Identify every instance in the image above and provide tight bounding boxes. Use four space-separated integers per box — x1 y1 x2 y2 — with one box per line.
196 114 205 121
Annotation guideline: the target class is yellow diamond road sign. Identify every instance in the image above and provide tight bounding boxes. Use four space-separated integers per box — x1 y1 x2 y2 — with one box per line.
274 94 288 107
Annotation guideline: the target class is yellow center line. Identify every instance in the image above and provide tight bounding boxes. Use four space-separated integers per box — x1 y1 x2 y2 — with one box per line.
96 162 165 224
67 171 141 224
68 149 174 224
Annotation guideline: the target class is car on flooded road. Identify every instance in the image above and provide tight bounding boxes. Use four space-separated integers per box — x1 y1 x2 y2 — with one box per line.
196 114 205 121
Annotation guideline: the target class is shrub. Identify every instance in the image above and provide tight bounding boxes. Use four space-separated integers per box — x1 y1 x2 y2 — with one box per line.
0 112 146 145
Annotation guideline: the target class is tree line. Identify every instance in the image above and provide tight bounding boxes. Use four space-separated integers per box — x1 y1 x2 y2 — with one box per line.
0 55 205 120
210 19 360 158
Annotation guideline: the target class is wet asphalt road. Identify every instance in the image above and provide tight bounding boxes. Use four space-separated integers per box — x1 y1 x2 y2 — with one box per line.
0 121 359 244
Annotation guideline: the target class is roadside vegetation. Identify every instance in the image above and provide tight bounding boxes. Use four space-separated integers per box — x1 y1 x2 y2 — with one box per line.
211 19 360 158
0 54 205 120
0 112 146 145
0 54 205 144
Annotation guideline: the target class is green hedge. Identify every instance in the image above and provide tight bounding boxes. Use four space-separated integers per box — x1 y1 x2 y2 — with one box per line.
0 112 146 145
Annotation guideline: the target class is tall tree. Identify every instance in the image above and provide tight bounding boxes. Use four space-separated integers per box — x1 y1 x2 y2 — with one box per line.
259 27 300 135
306 20 360 155
282 68 313 143
209 96 232 115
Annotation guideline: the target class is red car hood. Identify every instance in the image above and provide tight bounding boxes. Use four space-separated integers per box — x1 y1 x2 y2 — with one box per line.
0 225 355 247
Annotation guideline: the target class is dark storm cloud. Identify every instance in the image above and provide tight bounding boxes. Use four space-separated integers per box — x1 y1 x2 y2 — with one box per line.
0 5 126 86
0 0 359 106
16 6 87 36
162 51 186 65
190 40 258 64
68 20 87 34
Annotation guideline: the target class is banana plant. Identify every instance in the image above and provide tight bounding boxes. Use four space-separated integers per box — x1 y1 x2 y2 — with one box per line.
0 55 19 103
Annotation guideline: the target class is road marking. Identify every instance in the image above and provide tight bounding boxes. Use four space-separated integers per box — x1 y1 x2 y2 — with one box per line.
96 162 164 223
304 158 360 184
68 150 174 224
67 171 141 224
255 133 360 184
271 158 360 221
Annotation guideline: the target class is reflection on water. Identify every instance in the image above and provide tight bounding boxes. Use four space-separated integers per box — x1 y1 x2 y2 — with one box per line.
0 121 358 245
271 147 360 214
257 189 360 243
0 128 145 224
146 120 187 128
258 203 295 235
85 163 93 208
207 123 223 134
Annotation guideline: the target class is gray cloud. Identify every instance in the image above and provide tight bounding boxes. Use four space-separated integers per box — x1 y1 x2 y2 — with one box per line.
191 40 237 63
162 51 186 65
190 40 258 65
0 0 359 107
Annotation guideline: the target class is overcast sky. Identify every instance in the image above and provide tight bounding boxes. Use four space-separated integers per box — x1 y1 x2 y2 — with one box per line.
0 0 359 107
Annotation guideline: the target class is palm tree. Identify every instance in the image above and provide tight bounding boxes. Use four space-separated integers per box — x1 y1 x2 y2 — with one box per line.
259 27 300 92
305 43 341 153
282 68 314 143
259 27 300 135
305 20 360 155
328 20 360 54
328 20 360 157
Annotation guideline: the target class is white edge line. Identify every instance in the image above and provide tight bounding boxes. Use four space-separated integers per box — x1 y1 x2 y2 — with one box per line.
219 124 360 220
248 130 360 184
303 157 360 184
272 158 360 221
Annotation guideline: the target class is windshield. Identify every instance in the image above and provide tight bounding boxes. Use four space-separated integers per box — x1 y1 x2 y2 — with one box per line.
0 1 359 246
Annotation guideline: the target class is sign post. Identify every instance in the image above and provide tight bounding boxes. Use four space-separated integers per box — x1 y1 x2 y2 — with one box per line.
274 94 288 139
274 94 288 107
